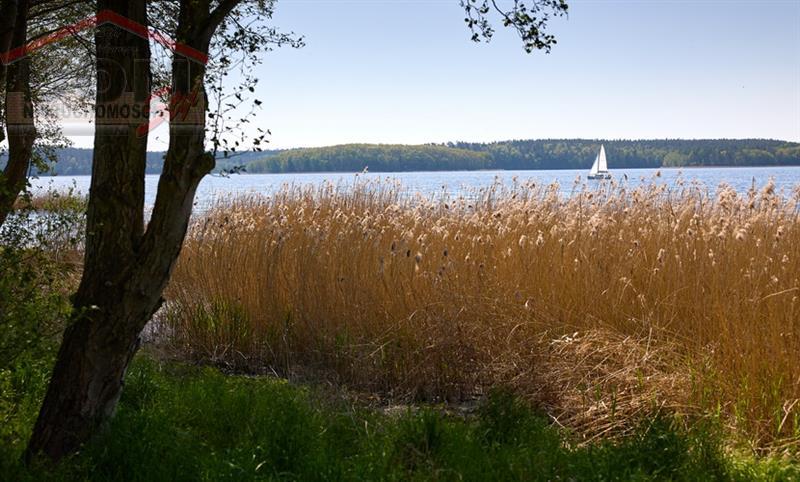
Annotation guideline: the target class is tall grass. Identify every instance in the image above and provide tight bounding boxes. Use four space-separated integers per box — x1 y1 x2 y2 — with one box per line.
11 357 789 481
164 176 800 450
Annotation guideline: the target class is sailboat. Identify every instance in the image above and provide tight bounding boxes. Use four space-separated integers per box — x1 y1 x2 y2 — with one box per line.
588 144 611 180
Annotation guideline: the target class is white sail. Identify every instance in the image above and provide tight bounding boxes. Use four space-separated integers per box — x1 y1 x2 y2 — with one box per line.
588 145 610 179
598 144 608 172
589 153 600 175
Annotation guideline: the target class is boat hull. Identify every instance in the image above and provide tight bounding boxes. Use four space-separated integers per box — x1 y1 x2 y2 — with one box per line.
587 173 611 180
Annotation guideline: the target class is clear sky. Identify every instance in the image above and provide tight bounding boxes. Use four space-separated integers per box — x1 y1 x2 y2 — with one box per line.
73 0 800 149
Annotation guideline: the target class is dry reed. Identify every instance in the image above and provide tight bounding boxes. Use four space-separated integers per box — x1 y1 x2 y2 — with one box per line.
164 176 800 450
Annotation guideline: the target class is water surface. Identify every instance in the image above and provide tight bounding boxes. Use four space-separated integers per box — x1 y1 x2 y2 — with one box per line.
29 166 800 210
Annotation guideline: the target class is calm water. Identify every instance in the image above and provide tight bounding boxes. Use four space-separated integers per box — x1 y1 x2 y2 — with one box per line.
29 166 800 210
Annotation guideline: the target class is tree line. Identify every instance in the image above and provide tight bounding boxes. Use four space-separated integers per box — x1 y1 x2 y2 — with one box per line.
14 148 268 175
248 143 491 173
240 138 800 172
452 138 800 170
19 138 800 176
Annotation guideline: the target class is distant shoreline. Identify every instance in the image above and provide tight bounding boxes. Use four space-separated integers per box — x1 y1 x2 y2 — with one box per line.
10 139 800 176
30 164 800 178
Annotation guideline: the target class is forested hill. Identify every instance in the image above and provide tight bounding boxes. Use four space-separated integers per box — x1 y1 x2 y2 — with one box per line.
10 139 800 175
247 144 491 173
452 139 800 170
247 139 800 173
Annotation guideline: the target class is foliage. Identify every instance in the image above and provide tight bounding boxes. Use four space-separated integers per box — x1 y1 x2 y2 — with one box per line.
461 0 569 53
0 245 70 370
0 0 95 175
244 139 800 173
0 189 84 456
3 357 795 481
0 188 83 369
453 138 800 169
147 0 303 162
248 143 491 173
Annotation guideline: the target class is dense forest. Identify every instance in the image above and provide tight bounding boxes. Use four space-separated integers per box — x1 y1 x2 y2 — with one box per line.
451 139 800 170
248 139 800 173
247 144 491 173
6 139 800 175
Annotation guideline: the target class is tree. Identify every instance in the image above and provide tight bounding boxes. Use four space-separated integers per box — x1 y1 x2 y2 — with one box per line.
23 0 568 462
0 0 94 226
0 0 34 226
23 0 293 461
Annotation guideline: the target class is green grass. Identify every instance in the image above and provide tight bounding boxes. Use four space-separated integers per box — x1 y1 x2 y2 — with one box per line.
1 356 797 481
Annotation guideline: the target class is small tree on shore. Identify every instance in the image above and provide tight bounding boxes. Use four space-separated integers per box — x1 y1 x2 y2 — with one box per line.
0 0 36 226
0 0 94 226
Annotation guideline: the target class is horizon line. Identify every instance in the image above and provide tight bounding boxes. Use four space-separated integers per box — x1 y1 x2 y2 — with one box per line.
52 137 800 153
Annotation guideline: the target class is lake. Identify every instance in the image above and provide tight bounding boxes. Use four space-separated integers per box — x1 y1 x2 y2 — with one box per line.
29 166 800 210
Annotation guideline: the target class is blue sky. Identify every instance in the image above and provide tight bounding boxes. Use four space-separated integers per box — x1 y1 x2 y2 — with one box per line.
87 0 800 149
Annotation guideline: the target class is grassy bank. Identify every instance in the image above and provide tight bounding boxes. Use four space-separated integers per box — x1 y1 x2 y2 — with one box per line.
2 179 799 478
164 178 800 450
2 356 796 481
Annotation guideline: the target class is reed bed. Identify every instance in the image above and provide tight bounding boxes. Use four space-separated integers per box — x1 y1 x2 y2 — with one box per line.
164 176 800 450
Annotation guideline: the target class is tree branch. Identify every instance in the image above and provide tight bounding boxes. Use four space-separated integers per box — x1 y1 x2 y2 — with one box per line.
200 0 242 44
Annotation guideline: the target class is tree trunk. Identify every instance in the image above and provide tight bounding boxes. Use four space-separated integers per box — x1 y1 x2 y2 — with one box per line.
0 0 34 227
25 0 153 462
0 0 18 93
25 0 225 463
21 309 147 460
